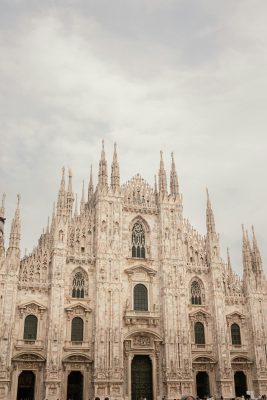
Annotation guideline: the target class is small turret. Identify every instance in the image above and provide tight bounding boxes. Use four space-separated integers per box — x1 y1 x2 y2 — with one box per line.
170 152 179 198
111 143 120 192
57 167 66 217
7 194 21 255
88 165 94 203
158 151 167 197
251 225 263 274
227 247 232 274
98 140 108 191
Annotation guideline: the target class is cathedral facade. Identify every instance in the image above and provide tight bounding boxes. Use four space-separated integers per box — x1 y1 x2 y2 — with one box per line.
0 143 266 400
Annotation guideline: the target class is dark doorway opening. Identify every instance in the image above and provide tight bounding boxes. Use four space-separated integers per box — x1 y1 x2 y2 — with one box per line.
234 371 247 397
67 371 83 400
196 371 210 398
131 355 153 400
17 370 35 400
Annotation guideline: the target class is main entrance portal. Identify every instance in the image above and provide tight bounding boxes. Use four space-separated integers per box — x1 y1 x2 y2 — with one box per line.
131 355 153 400
234 371 247 397
17 370 35 400
67 371 83 400
196 371 210 398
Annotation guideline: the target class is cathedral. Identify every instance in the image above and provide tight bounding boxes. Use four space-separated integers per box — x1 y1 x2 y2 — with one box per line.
0 142 266 400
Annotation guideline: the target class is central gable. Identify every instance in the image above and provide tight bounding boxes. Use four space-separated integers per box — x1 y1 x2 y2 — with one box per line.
122 174 158 214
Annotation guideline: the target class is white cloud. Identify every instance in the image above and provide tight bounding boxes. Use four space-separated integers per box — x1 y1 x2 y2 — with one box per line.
0 1 266 274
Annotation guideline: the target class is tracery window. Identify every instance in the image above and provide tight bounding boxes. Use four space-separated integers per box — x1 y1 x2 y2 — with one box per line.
23 315 38 340
134 284 148 311
231 323 241 345
71 317 84 342
195 322 205 344
72 270 86 298
132 222 145 258
191 281 202 305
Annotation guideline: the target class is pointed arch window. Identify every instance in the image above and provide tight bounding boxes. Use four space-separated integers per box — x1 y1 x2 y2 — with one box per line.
195 322 205 345
132 222 145 258
23 315 38 340
134 284 148 311
72 270 87 298
191 281 202 305
71 317 84 342
231 323 241 345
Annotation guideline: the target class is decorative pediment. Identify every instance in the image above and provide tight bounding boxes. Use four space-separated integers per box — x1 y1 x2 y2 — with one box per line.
18 301 46 318
231 356 252 364
12 352 45 362
193 356 216 364
65 303 92 319
62 353 92 363
124 265 157 281
189 310 211 324
226 312 246 326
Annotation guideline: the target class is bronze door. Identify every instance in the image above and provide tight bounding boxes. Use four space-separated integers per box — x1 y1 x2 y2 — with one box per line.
131 355 153 400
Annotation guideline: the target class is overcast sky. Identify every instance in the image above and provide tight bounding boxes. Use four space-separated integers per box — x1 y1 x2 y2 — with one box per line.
0 0 266 276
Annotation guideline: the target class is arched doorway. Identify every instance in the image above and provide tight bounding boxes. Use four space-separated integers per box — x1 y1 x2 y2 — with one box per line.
234 371 247 397
67 371 83 400
196 371 210 398
17 370 35 400
131 355 153 400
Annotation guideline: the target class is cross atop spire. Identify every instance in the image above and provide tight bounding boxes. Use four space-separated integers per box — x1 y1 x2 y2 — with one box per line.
111 142 120 192
170 152 179 197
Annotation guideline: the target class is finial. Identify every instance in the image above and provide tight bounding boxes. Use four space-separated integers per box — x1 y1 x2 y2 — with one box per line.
154 175 158 193
74 193 78 216
17 194 21 207
68 167 72 178
2 193 6 208
171 152 174 163
160 150 163 160
206 187 210 201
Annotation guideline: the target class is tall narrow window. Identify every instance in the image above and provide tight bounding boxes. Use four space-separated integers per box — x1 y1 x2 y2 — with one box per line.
23 315 38 340
195 322 205 344
71 317 84 342
132 222 145 258
72 271 85 298
231 323 241 345
191 281 202 305
134 284 148 311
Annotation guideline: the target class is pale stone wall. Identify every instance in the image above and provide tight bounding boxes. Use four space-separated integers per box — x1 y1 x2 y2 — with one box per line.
0 150 266 400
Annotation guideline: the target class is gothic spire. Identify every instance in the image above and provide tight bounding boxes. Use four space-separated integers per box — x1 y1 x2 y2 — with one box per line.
66 167 75 217
98 140 108 190
242 224 252 275
57 167 66 217
88 164 94 203
111 142 120 192
0 193 6 255
227 247 233 274
8 194 21 251
251 225 263 273
158 151 167 197
80 180 85 213
206 188 216 235
170 152 179 197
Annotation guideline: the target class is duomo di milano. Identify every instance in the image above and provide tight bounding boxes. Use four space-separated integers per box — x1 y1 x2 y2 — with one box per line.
0 142 266 400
